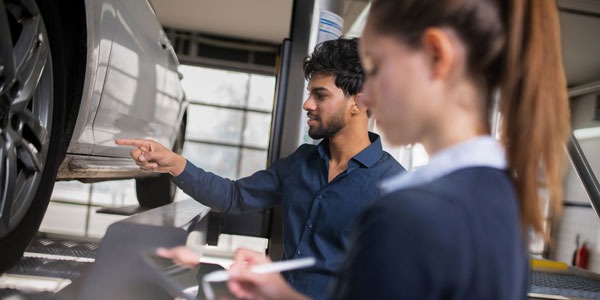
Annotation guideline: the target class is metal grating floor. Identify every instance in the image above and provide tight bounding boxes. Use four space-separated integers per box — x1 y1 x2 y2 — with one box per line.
0 235 99 299
25 238 99 259
8 257 92 281
530 271 600 299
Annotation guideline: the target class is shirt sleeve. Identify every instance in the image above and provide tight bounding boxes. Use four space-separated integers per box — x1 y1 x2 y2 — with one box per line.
328 189 468 300
170 146 305 213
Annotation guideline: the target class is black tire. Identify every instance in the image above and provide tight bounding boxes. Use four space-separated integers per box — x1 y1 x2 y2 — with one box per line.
135 112 187 208
0 0 69 272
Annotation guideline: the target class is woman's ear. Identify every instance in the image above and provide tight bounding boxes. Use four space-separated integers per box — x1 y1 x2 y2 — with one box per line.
421 28 456 80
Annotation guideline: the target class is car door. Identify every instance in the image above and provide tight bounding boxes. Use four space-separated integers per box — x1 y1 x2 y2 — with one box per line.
91 0 167 157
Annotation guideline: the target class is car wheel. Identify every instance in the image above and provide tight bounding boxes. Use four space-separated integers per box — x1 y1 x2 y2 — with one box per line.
0 0 66 272
135 112 187 208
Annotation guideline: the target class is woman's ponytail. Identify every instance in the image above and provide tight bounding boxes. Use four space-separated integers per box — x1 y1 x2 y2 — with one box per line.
499 0 570 235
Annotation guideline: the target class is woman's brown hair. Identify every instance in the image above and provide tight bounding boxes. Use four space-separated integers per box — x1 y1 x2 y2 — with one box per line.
369 0 570 235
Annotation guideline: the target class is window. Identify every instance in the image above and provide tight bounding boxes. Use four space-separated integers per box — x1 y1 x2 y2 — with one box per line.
177 65 275 187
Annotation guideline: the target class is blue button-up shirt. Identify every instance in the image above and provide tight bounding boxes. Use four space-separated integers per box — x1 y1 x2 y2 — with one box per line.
171 132 404 299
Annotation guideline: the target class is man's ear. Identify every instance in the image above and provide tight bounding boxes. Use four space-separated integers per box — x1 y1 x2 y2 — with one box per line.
421 28 456 80
350 93 367 115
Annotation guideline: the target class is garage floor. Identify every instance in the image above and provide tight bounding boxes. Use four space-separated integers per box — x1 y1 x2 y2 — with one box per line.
0 235 98 299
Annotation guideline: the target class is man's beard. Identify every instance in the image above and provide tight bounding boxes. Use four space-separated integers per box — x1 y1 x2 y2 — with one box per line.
308 107 346 140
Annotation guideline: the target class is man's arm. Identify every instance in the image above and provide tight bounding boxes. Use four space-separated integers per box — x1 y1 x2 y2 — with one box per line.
115 139 292 213
172 158 285 212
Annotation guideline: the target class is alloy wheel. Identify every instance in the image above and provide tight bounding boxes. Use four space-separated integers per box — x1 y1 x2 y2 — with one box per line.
0 0 53 238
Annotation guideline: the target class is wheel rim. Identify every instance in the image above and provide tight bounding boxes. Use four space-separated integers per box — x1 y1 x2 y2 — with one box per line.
0 0 53 238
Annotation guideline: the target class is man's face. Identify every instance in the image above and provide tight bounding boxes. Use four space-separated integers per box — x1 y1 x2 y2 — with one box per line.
303 74 350 140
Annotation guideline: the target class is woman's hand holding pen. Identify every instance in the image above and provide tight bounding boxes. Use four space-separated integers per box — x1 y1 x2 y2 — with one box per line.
227 248 309 300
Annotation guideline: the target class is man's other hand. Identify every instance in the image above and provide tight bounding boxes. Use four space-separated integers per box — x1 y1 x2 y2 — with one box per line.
115 139 187 176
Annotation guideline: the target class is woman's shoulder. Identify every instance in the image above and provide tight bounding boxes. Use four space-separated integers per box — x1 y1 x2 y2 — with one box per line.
382 167 514 202
428 166 514 195
369 167 516 227
364 187 466 239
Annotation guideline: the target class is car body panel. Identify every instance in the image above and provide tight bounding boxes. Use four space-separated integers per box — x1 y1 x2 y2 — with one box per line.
59 0 186 179
92 0 164 157
66 0 117 154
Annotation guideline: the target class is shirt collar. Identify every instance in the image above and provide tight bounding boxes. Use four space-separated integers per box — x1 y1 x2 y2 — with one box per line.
317 132 384 168
380 135 507 194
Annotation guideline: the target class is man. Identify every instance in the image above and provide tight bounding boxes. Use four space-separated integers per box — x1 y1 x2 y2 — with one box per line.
116 37 403 299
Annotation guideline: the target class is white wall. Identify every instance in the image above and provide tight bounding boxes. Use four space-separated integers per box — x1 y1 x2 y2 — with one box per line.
550 92 600 271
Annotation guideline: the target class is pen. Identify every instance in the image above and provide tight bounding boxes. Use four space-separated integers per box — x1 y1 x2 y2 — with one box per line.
203 257 316 282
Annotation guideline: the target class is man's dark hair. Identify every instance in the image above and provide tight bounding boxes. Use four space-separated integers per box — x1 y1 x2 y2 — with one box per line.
303 37 364 98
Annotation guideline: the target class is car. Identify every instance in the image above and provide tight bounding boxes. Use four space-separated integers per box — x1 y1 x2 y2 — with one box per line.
0 0 188 272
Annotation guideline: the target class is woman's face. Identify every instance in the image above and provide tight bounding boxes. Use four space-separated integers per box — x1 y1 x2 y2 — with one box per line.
360 23 444 147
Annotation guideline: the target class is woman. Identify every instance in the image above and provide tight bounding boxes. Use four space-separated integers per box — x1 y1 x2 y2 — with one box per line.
204 0 570 299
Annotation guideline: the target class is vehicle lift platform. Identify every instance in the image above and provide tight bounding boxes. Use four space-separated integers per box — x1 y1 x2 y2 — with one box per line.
2 199 600 299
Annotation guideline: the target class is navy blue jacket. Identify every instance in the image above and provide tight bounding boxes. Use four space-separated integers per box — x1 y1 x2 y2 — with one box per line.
330 167 528 300
172 132 404 299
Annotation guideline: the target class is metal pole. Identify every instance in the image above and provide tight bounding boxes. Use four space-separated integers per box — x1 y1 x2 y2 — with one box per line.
567 134 600 219
568 80 600 99
267 39 293 166
277 0 316 158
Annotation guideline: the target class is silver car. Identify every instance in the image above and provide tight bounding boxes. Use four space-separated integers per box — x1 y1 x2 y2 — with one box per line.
0 0 188 271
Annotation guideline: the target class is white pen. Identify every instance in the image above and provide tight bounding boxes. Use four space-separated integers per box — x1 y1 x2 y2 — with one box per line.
203 257 316 283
